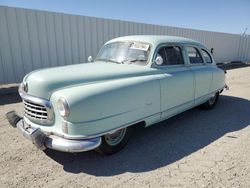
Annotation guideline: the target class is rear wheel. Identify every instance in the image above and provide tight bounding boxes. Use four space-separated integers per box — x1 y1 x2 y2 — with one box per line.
96 126 134 155
200 92 219 110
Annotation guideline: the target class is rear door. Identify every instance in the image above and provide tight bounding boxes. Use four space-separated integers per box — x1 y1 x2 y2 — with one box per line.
185 46 213 104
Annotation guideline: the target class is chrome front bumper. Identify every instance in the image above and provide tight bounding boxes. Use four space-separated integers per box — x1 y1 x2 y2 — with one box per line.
6 111 101 153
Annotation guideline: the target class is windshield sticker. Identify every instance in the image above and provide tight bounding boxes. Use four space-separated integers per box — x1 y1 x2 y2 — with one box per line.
130 42 149 51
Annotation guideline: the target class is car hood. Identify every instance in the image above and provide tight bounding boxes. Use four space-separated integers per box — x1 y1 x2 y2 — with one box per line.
23 62 155 99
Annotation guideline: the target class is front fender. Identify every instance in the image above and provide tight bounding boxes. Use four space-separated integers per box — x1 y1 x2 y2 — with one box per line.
50 75 161 135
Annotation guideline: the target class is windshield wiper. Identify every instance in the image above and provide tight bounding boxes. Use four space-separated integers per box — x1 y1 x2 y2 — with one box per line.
122 58 147 64
95 58 121 64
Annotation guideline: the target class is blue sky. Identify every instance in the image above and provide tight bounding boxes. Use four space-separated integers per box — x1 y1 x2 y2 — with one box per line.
1 0 249 34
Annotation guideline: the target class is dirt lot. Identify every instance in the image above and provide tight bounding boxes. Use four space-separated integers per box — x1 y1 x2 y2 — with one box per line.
0 67 250 188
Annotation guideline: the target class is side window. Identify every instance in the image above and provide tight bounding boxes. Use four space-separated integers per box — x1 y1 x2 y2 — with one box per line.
156 46 184 65
201 49 213 63
157 48 167 65
186 47 204 64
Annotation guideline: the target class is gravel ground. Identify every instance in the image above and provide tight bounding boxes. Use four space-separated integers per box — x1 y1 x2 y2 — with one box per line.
0 67 250 188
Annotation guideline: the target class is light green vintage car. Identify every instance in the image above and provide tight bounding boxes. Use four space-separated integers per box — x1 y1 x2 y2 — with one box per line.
7 35 227 154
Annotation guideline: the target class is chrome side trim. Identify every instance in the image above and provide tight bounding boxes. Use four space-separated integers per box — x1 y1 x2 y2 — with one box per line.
20 86 226 141
47 87 226 140
43 113 159 140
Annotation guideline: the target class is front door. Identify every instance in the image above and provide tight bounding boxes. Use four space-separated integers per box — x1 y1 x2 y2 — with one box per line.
155 45 195 120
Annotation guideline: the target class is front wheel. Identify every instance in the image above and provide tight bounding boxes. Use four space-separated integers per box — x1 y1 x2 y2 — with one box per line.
96 126 134 155
200 92 219 110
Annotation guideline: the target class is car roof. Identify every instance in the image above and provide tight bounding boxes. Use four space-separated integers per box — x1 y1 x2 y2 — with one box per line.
106 35 205 48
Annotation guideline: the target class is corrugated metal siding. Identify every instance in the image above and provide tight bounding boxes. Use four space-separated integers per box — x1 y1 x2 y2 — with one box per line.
0 6 250 84
238 35 250 62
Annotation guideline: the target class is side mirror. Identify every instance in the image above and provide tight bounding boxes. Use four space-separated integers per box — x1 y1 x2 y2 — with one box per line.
210 48 214 54
88 56 93 62
154 56 163 65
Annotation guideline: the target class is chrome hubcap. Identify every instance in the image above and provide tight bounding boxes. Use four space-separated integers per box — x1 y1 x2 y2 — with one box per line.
104 128 127 146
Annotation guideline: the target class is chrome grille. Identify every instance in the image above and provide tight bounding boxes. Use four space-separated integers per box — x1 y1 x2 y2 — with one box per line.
24 100 48 119
23 97 54 124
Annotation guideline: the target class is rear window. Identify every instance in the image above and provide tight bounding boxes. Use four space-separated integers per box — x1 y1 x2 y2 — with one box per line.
202 49 213 63
187 47 204 64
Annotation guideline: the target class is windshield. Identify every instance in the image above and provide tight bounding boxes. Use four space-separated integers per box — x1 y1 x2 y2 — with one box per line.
95 41 151 65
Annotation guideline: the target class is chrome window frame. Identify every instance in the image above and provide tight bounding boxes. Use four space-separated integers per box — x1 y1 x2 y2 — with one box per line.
185 45 206 66
151 43 187 69
201 48 214 64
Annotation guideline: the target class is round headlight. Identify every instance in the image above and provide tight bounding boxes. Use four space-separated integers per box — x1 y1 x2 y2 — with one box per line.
19 82 28 96
57 97 70 118
18 83 24 94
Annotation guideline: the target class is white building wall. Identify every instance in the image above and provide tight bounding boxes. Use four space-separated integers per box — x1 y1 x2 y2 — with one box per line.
0 6 249 84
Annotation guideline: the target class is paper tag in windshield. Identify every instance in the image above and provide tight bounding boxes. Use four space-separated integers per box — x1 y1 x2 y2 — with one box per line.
130 42 149 51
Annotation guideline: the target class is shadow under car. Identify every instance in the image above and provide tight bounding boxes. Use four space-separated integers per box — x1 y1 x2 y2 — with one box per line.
42 95 249 176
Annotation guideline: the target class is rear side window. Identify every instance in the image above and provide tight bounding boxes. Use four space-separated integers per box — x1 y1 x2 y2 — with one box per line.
187 47 203 64
156 46 184 65
202 49 213 63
